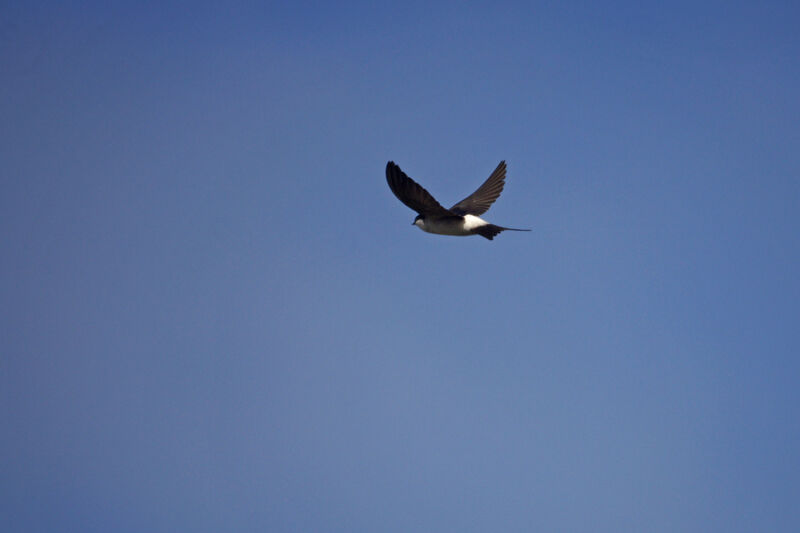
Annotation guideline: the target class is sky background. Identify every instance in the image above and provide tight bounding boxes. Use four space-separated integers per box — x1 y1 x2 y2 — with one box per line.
2 1 800 531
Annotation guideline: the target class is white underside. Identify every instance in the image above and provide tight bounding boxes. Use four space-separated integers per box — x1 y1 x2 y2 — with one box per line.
415 214 488 236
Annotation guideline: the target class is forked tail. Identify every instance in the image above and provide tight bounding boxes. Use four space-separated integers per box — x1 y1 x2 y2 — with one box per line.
474 224 532 240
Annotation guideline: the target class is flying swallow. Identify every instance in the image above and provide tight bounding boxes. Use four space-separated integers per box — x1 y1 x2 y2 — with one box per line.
386 160 530 240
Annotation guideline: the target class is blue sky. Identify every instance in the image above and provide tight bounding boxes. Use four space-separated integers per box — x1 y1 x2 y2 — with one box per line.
2 1 799 531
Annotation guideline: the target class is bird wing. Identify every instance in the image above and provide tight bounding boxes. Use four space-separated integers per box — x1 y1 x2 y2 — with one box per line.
386 161 454 217
449 161 507 216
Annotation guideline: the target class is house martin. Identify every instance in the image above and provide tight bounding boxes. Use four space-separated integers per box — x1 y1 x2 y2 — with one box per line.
386 160 530 240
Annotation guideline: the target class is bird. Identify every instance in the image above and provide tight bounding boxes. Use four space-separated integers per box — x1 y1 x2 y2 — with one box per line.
386 160 531 240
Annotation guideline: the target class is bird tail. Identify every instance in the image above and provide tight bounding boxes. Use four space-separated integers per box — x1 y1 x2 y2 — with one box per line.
474 224 532 240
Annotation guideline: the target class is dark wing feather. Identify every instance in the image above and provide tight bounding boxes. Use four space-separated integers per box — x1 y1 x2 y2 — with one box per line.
449 161 507 216
386 162 453 216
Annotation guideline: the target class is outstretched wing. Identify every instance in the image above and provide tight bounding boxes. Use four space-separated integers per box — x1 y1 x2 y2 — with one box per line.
449 161 506 216
386 161 453 217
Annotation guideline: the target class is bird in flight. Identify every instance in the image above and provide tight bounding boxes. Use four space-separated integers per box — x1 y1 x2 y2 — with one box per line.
386 160 531 240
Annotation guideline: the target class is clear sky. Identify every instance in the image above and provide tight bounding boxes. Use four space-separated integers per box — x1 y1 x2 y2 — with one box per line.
2 1 799 531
